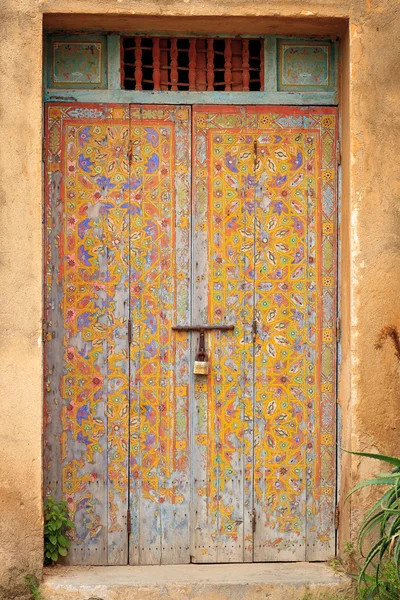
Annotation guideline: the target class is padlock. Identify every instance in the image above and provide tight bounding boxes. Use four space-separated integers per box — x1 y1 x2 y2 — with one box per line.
193 329 209 375
193 354 209 375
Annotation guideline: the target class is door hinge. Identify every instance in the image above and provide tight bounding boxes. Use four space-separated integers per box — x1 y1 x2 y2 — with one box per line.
251 508 256 533
127 509 131 536
336 140 341 166
128 140 133 164
252 319 258 343
42 319 54 343
128 319 132 345
334 505 340 530
336 316 341 343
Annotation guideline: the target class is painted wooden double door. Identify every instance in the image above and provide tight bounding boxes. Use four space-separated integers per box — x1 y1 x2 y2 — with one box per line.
44 103 338 565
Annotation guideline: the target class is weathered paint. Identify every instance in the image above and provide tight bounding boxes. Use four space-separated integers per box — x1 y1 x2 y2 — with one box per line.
128 106 191 565
44 104 337 566
191 106 337 562
46 34 108 89
44 103 131 565
44 33 339 105
45 89 338 105
277 40 335 91
1 0 400 595
44 104 192 566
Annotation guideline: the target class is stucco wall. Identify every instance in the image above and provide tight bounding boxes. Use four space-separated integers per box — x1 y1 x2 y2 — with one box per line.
0 4 44 600
0 0 399 598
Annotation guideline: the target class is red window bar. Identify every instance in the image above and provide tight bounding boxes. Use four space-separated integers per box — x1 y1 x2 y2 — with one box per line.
122 37 264 91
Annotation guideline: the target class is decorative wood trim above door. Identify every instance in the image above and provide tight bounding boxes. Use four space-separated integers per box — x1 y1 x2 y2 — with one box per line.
44 34 339 105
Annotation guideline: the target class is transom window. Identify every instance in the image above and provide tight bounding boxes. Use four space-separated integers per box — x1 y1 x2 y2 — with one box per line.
121 36 264 91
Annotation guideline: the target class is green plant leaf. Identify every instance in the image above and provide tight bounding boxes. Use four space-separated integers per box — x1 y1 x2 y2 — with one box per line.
44 496 74 565
359 538 384 585
375 472 400 479
58 535 68 547
343 449 400 469
363 489 397 526
345 478 398 502
359 510 386 553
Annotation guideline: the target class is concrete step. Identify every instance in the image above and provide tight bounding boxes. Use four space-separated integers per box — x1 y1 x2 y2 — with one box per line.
41 563 352 600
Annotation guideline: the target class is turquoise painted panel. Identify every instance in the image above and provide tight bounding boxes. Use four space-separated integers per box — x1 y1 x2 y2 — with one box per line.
44 89 338 105
277 39 335 92
47 35 108 88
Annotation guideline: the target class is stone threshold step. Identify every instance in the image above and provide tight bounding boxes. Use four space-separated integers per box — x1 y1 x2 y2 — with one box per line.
42 563 352 600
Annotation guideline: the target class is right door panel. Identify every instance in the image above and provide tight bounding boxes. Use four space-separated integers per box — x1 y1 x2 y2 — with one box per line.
192 106 338 562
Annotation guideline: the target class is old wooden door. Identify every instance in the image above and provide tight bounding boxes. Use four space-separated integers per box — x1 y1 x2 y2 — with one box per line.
44 103 337 565
190 106 338 563
44 104 191 565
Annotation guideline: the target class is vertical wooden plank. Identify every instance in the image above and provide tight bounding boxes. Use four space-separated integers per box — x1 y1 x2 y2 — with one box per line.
263 36 277 92
191 106 254 563
196 39 207 91
105 110 131 565
127 105 142 566
160 106 191 564
191 106 216 562
159 39 169 90
189 39 197 91
129 105 191 565
134 37 143 91
153 38 161 91
44 103 130 566
129 104 161 565
224 39 232 91
206 40 214 91
170 39 178 91
305 109 338 560
108 35 121 90
251 107 307 561
246 106 337 562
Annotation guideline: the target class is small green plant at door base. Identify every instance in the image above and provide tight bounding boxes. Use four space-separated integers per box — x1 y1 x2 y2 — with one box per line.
44 496 74 565
345 450 400 599
25 575 43 600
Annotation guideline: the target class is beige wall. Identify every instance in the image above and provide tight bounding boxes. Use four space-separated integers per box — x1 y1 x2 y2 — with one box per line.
0 0 399 598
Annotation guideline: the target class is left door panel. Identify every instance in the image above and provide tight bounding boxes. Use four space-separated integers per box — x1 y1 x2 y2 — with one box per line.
44 104 131 565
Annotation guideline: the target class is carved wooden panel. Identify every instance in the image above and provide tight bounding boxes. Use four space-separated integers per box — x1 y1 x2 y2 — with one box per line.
48 36 108 88
277 40 335 92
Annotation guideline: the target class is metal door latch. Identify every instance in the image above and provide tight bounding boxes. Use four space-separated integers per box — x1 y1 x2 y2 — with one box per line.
172 325 235 376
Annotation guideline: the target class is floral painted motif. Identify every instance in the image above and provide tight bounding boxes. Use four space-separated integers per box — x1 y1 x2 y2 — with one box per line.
44 103 337 566
192 106 338 562
44 104 131 565
52 42 104 86
278 42 333 90
128 106 191 566
44 104 191 566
